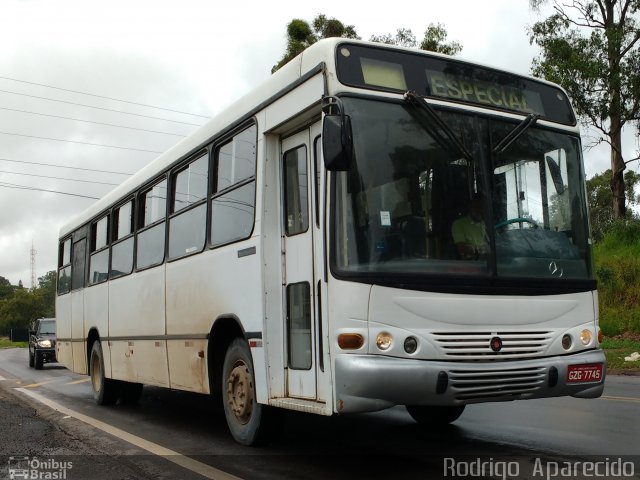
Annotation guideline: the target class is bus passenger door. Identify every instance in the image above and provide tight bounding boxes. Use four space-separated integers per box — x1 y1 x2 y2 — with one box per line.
281 128 317 400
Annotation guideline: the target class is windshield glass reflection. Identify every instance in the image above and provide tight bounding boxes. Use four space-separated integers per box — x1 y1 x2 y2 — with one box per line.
333 97 591 280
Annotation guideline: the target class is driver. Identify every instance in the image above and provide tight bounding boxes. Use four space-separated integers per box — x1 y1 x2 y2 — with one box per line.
452 194 488 260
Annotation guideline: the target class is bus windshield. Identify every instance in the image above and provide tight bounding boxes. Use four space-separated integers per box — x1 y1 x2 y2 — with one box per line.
333 96 591 281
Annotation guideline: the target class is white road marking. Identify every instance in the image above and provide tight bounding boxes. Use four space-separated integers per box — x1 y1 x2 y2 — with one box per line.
15 387 243 480
0 375 6 380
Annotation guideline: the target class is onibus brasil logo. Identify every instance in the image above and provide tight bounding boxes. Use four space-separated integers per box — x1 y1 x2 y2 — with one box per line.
7 457 73 479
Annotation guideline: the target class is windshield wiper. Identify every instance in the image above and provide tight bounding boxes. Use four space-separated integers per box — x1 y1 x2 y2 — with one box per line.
403 90 472 161
492 113 540 155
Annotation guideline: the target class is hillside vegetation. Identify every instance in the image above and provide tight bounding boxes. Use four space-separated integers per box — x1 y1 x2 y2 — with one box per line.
594 221 640 335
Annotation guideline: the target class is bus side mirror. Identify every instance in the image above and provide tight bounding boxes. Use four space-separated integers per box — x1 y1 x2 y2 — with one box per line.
322 114 353 171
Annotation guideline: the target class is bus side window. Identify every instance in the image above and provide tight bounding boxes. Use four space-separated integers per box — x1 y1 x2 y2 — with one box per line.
211 124 257 247
89 215 109 285
283 145 309 236
111 199 135 278
137 179 167 269
71 238 87 290
57 238 72 294
168 153 208 259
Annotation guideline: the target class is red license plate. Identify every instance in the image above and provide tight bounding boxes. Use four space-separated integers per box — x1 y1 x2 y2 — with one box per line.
567 363 603 383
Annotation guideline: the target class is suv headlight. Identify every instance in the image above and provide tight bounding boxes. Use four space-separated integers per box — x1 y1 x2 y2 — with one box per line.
38 339 52 348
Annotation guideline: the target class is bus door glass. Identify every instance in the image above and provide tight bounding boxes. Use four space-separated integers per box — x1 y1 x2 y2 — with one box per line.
281 128 319 400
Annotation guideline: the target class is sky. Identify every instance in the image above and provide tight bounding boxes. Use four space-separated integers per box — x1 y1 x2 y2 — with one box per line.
0 0 638 286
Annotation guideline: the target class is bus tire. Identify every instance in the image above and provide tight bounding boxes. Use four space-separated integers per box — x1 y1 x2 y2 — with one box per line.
90 341 119 406
405 405 466 425
34 352 43 370
222 338 279 446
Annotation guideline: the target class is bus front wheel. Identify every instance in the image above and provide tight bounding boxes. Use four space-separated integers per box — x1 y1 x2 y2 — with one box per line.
405 405 466 426
222 338 280 446
90 341 119 406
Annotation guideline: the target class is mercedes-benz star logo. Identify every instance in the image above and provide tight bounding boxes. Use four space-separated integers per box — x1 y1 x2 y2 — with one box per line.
548 261 564 277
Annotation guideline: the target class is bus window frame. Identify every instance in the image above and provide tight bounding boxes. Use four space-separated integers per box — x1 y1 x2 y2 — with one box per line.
167 149 210 261
88 213 110 286
110 196 136 279
135 175 169 272
57 237 72 295
283 143 310 237
209 121 258 250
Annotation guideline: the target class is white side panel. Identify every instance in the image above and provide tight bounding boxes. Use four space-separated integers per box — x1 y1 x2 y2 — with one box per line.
264 74 324 132
70 290 86 375
110 339 169 387
165 243 263 392
166 339 208 393
83 284 109 376
109 266 166 337
55 294 73 371
109 266 168 386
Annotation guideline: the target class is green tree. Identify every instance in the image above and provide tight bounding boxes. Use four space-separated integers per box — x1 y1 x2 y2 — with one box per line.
0 276 14 301
0 288 44 333
529 0 640 219
370 23 463 55
420 23 463 55
35 270 56 318
370 28 419 48
0 271 56 334
587 168 640 240
272 14 359 73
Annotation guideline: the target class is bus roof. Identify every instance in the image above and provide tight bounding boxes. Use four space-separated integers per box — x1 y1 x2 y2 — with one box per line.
59 38 571 237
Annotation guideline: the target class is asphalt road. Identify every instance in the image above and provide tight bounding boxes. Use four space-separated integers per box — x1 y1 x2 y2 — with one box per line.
0 347 638 480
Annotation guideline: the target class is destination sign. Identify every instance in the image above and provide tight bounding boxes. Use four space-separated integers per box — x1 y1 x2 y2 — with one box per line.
336 43 575 125
426 69 544 115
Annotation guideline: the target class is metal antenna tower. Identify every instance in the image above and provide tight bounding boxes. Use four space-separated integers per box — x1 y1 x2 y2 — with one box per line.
30 241 37 289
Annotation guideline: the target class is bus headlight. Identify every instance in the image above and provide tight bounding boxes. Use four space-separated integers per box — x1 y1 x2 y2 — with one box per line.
38 339 52 348
561 334 572 350
376 332 393 351
580 329 593 346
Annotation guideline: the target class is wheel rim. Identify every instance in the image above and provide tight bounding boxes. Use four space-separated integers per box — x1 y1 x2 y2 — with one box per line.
91 352 102 393
226 360 254 425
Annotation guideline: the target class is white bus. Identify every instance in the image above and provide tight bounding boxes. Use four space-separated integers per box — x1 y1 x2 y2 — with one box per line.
56 38 606 445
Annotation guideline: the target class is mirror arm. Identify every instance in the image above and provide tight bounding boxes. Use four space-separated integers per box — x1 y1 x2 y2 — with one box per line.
322 95 347 146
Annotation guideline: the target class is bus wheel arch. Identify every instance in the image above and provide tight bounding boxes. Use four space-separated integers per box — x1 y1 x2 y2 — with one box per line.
86 328 101 374
208 316 245 401
208 316 282 445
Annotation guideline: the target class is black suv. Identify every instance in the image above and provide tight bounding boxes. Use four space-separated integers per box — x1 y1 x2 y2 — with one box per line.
29 318 57 370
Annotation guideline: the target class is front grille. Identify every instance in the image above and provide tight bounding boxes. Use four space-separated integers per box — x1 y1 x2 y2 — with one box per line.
432 331 554 361
449 366 546 401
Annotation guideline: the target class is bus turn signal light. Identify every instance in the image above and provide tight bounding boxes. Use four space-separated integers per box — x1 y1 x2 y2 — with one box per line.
338 333 364 350
598 328 603 344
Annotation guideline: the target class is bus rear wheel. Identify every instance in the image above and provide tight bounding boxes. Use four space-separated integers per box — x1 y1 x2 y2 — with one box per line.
222 338 280 446
90 341 119 405
405 405 466 426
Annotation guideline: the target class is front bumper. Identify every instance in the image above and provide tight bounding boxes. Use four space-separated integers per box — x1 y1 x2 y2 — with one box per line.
335 349 606 413
38 348 57 363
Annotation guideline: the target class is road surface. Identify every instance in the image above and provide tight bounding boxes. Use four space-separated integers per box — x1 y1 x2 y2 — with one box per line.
0 347 638 480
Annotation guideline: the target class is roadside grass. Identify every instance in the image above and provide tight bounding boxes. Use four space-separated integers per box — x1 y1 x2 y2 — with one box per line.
594 221 640 336
0 337 27 349
601 337 640 373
